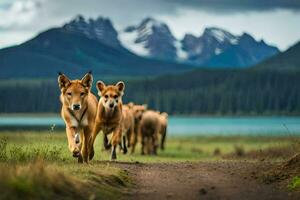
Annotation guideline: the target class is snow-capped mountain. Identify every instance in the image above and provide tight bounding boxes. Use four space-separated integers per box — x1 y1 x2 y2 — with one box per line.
181 27 239 65
120 18 279 67
204 32 280 67
63 15 121 48
62 16 279 68
119 18 183 60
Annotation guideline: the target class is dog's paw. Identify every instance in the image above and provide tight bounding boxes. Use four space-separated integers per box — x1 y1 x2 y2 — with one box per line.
111 151 117 161
72 147 80 157
78 154 83 163
104 143 112 150
89 149 95 160
123 147 128 154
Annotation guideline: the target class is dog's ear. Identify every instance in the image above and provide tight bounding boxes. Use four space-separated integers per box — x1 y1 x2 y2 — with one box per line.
81 71 93 89
96 81 106 96
161 112 168 118
116 81 125 94
58 73 70 89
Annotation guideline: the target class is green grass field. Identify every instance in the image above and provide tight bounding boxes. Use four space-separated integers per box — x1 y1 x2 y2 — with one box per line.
0 131 299 199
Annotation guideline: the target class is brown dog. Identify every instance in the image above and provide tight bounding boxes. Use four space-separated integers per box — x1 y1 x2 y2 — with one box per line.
89 81 125 160
127 103 147 154
58 72 97 163
121 104 135 152
139 110 160 155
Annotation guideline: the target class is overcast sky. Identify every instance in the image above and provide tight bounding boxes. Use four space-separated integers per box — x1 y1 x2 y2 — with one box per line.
0 0 300 50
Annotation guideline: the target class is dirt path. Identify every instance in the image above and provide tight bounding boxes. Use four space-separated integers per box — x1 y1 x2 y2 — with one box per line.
116 161 296 200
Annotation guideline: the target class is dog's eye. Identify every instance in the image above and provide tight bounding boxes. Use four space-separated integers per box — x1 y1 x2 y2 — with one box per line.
114 95 118 99
104 95 108 98
67 92 72 96
80 92 85 96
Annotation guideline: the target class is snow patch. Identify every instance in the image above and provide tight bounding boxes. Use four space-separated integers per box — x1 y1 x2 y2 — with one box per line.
215 48 222 55
210 29 227 43
208 28 238 44
119 31 150 56
174 41 188 60
230 38 239 44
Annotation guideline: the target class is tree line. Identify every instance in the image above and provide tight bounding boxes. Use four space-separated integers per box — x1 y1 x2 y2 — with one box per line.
0 69 299 115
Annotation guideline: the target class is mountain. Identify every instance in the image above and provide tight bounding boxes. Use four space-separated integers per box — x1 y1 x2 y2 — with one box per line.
63 15 122 49
181 27 239 65
119 19 280 68
254 41 300 71
206 33 280 67
119 18 183 61
0 17 194 79
0 15 282 79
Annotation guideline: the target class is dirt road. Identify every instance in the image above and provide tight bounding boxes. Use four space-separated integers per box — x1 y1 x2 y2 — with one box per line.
117 161 296 200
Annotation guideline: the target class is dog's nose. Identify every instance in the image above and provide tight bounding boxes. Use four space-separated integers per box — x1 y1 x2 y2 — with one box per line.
73 104 81 110
109 103 114 108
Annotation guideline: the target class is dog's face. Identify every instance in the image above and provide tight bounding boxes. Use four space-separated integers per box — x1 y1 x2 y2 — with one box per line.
132 104 147 121
58 72 93 111
97 81 125 110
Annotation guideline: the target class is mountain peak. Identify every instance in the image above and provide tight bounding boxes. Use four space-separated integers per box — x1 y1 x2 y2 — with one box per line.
140 17 164 28
203 27 238 44
73 14 85 22
63 15 121 48
238 32 257 45
119 17 178 60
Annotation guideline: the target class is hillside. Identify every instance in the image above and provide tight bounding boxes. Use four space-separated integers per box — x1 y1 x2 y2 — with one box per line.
255 41 300 71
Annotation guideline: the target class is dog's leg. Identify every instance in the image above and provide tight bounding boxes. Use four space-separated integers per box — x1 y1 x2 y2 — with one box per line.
66 127 80 157
152 134 158 155
81 126 91 163
111 145 117 161
103 134 111 150
152 127 159 155
110 127 122 160
88 136 94 160
130 130 138 154
141 135 145 155
126 128 131 148
160 127 167 150
122 135 127 154
88 123 101 161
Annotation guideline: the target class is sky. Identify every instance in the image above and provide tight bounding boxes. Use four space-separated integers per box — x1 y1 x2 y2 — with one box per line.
0 0 300 50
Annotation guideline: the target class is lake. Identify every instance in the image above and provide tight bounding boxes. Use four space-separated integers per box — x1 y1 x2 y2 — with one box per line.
0 115 300 136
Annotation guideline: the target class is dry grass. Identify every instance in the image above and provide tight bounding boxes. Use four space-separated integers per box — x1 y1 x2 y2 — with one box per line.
0 160 131 200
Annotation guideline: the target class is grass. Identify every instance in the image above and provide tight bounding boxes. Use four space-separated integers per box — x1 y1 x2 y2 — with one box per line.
0 131 297 163
288 176 300 190
0 130 299 199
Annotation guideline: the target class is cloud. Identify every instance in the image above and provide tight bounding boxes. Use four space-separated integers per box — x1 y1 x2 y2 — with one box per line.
0 0 299 50
163 0 300 12
0 0 42 29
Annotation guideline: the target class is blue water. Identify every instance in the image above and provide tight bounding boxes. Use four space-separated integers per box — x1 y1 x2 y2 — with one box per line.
0 116 299 136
